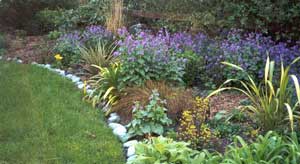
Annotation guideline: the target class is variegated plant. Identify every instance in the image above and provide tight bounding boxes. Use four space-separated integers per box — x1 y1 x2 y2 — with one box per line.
208 56 300 132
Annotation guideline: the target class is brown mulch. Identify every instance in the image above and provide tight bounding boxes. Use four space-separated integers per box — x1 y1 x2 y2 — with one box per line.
4 33 54 63
209 92 248 118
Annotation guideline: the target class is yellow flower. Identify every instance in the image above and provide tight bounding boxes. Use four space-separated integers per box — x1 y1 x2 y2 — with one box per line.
54 54 63 61
250 128 260 137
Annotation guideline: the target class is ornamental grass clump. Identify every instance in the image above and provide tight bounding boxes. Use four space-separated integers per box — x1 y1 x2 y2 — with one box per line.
209 56 300 132
85 62 124 115
54 25 114 66
78 41 117 74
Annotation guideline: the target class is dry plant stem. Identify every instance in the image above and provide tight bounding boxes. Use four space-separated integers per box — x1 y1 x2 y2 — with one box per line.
106 0 124 34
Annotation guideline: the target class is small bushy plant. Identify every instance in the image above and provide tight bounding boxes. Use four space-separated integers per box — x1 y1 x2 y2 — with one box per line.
115 29 185 86
79 41 117 74
86 63 123 114
53 25 113 66
130 132 300 164
127 136 204 164
127 90 172 137
209 56 300 132
178 97 217 149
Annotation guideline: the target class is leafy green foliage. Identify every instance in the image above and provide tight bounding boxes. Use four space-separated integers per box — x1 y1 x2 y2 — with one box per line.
130 132 300 164
47 30 62 40
224 131 291 163
177 51 205 86
86 63 124 114
0 33 6 56
127 90 172 137
127 136 206 164
127 0 300 41
209 56 300 132
56 0 110 31
79 41 117 74
0 0 79 34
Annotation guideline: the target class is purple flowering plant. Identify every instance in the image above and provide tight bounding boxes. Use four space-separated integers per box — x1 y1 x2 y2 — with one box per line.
115 28 186 86
53 25 114 66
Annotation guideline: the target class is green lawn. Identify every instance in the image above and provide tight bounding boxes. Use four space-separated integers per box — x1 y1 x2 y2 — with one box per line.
0 62 125 164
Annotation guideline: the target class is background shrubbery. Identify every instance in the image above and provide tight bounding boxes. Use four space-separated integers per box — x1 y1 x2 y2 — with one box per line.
126 0 300 41
0 0 79 34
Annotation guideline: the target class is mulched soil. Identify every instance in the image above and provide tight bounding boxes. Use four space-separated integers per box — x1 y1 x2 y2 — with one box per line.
4 33 54 64
209 92 248 117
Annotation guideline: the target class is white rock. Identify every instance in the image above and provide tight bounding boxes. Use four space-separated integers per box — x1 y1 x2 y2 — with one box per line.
123 140 138 148
78 83 84 89
16 59 23 63
113 126 126 136
76 81 83 85
58 70 65 76
7 57 11 61
86 89 93 95
127 146 135 157
66 74 73 79
31 61 37 65
0 56 2 60
109 123 124 129
44 64 51 69
108 114 120 123
71 76 80 83
127 155 136 162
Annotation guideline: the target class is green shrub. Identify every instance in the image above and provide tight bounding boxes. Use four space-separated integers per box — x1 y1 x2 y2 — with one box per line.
34 9 64 33
127 136 210 164
0 0 79 34
130 132 300 164
79 41 117 74
57 0 110 31
127 90 172 138
47 30 62 40
209 56 300 132
0 33 6 56
126 0 300 41
85 63 123 114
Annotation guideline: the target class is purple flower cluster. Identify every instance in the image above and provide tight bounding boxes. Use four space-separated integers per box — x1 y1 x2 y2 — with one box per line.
221 30 300 79
58 31 82 46
115 28 174 63
54 25 114 65
81 25 114 45
115 27 300 84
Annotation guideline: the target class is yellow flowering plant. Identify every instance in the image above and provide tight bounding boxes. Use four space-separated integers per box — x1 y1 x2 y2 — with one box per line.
177 97 218 149
54 54 63 68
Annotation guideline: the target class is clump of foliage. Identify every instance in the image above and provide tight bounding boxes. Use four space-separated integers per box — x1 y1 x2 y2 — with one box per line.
130 132 300 164
115 28 186 86
113 80 195 123
126 90 172 138
53 25 113 66
0 0 79 34
221 30 300 82
85 63 123 114
79 41 117 74
127 136 215 164
208 110 252 139
177 97 218 149
0 33 6 56
126 0 300 41
210 56 300 132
